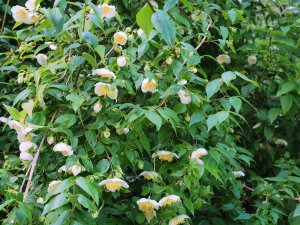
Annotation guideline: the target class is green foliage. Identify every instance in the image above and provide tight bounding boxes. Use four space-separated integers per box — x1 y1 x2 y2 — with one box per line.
0 0 299 225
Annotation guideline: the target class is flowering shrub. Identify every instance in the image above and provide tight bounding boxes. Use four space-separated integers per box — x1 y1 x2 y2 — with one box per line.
0 0 299 225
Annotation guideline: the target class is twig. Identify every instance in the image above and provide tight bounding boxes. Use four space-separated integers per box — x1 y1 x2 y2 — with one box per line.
0 16 45 68
23 109 59 202
145 0 155 12
243 182 254 192
0 0 10 35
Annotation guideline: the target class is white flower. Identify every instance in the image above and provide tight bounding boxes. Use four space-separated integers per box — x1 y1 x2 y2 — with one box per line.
93 102 102 113
283 6 299 15
149 0 159 8
47 136 55 145
217 54 231 64
247 56 257 65
37 197 44 204
114 32 127 45
36 54 48 66
169 215 189 225
20 152 33 161
177 79 187 85
117 56 127 67
11 6 29 23
139 171 159 180
25 0 39 11
21 99 34 118
123 127 130 134
159 195 181 207
53 143 73 156
177 89 191 105
94 82 118 100
191 148 208 165
137 198 159 222
232 171 245 178
99 178 129 192
252 123 261 129
19 141 37 152
27 12 37 23
45 42 57 50
274 138 288 147
58 165 67 173
48 180 62 192
137 28 144 37
99 4 116 19
141 78 157 93
59 165 82 176
92 68 116 79
0 117 9 123
152 151 179 162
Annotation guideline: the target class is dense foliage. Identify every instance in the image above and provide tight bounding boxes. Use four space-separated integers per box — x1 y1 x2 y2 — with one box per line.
0 0 299 224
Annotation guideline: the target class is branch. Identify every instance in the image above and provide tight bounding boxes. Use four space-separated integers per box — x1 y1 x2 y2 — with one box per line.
23 109 59 202
0 0 10 35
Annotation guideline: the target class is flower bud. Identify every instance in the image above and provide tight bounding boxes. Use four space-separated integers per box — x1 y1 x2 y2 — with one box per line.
128 34 134 41
104 128 110 138
123 127 130 134
137 29 144 37
247 55 257 65
166 57 173 65
144 64 151 72
188 67 197 73
117 56 127 67
93 102 102 113
37 197 44 204
47 136 55 145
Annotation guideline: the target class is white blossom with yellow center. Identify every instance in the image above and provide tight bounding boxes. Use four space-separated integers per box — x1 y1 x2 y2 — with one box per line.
45 42 57 50
137 198 159 222
48 180 62 192
92 68 116 80
114 32 127 45
99 4 116 19
247 56 257 65
274 138 288 147
53 143 73 156
141 78 157 93
159 195 181 207
169 215 189 225
177 89 191 104
94 82 118 100
217 54 231 64
152 151 179 162
191 148 208 165
36 54 48 65
139 171 159 180
232 171 245 178
177 79 187 85
11 6 30 23
0 118 33 143
99 178 129 192
59 164 82 176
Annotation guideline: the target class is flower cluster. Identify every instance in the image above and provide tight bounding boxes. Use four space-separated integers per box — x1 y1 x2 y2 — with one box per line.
11 0 39 24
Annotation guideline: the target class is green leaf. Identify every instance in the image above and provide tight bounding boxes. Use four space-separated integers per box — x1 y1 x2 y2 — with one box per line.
277 81 295 96
0 199 15 212
136 4 153 38
13 88 32 106
216 111 229 124
46 178 73 201
228 10 236 23
293 205 300 218
81 31 99 46
42 8 64 33
151 10 176 46
163 0 179 11
77 194 97 212
54 114 77 128
206 79 222 99
51 210 71 225
95 45 106 59
66 93 84 113
76 177 99 205
221 71 236 85
145 111 162 131
97 159 110 173
207 114 218 131
43 193 69 215
220 26 229 40
27 112 46 126
3 104 20 120
189 113 204 127
280 95 293 114
85 130 97 148
229 97 242 113
235 213 253 220
183 198 194 215
83 53 97 69
268 108 281 124
234 71 258 87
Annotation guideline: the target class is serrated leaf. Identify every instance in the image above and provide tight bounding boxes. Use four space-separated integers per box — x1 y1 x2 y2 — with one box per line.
145 111 162 131
206 79 222 99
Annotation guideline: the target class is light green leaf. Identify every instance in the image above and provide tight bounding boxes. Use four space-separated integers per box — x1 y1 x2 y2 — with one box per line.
221 71 236 85
83 52 97 69
13 88 32 106
207 114 218 131
145 111 162 131
81 31 99 46
95 45 106 59
66 93 84 113
151 10 176 46
189 113 204 127
97 159 110 173
43 193 69 215
206 79 222 99
164 0 179 11
268 108 281 124
229 97 242 113
216 111 229 124
76 177 99 205
77 194 97 212
136 4 153 38
277 81 295 96
3 104 20 120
